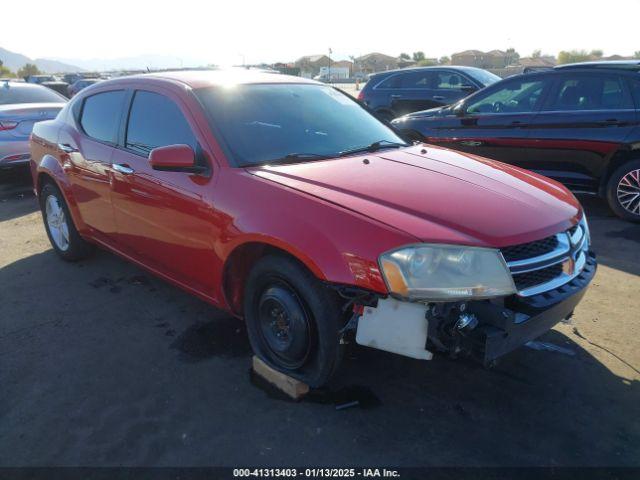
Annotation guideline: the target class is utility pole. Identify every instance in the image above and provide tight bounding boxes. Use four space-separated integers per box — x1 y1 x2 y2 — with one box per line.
328 47 332 84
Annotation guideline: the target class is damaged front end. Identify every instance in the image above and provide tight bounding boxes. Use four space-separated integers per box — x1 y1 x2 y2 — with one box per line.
340 217 597 366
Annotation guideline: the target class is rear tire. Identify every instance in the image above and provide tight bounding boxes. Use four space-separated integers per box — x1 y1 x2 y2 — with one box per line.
605 160 640 222
40 182 94 261
243 255 344 387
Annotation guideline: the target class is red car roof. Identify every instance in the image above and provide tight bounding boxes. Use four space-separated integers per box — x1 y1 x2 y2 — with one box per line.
138 69 320 89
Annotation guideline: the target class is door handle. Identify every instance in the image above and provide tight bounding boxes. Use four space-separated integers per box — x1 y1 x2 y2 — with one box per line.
390 94 402 99
112 163 135 175
601 119 621 126
433 96 445 101
58 143 78 153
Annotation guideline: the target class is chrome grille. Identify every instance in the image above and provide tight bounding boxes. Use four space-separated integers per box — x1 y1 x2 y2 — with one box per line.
512 264 563 290
501 235 559 262
501 218 590 297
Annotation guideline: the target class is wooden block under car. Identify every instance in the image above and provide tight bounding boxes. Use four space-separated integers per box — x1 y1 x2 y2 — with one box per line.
252 356 309 400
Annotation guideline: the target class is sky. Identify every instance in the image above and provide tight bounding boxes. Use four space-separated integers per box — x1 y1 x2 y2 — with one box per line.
3 0 640 66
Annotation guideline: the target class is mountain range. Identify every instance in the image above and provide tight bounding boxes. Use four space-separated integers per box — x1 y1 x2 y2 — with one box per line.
1 46 212 74
48 54 211 72
0 47 83 73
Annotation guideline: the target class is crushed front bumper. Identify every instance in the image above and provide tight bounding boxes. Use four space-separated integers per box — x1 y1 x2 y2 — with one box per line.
354 252 597 364
463 252 597 364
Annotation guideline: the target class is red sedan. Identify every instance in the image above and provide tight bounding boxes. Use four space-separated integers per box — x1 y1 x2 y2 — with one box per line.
30 70 596 386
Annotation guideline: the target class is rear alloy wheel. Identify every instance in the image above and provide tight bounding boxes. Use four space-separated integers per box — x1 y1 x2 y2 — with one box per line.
40 182 93 261
244 255 344 387
606 160 640 222
45 194 70 252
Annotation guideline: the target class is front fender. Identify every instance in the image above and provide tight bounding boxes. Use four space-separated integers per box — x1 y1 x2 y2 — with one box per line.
213 170 419 296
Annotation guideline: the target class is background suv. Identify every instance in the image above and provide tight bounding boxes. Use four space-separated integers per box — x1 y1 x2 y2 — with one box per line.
392 61 640 221
358 66 500 120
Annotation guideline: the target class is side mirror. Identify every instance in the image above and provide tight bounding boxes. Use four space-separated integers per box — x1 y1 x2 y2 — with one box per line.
453 104 465 117
149 144 206 174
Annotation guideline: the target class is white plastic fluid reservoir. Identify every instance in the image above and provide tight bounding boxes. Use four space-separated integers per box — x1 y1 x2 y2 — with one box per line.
355 298 433 360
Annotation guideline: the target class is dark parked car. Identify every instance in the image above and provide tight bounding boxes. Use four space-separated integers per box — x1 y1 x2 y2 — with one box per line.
25 75 57 84
67 78 101 97
357 66 500 120
41 81 70 98
392 61 640 221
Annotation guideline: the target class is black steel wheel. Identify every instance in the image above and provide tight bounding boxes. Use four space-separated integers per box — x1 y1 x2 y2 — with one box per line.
244 254 344 387
257 280 314 369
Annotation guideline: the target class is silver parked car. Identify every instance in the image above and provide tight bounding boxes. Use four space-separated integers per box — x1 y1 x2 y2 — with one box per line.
0 81 66 169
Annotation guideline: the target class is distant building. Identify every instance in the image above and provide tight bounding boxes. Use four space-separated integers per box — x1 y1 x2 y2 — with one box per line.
295 55 331 78
331 60 353 76
451 49 512 69
518 56 556 68
397 57 417 69
601 55 633 61
517 56 556 71
354 52 399 75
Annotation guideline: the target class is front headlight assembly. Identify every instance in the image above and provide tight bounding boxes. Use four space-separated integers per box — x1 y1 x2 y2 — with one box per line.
379 245 516 302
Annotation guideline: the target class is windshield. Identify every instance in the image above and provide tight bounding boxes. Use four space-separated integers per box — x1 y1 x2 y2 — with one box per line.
466 69 501 87
195 84 406 166
0 84 66 105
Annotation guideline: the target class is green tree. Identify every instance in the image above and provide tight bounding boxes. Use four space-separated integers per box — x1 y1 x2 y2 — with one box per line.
531 49 542 58
505 47 520 65
590 49 603 58
634 51 640 59
412 51 426 62
417 58 437 67
0 60 15 78
399 52 411 60
438 56 450 65
17 63 41 78
557 49 591 64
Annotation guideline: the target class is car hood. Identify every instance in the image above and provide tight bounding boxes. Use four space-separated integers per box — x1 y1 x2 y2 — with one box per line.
247 145 582 248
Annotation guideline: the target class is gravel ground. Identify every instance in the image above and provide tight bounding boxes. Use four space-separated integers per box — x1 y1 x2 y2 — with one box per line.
1 167 639 467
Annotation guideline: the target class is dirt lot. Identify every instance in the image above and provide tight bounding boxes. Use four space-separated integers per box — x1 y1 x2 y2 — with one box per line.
1 167 639 467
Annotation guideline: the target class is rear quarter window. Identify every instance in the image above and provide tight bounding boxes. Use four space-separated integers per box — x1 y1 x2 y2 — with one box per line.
375 74 402 89
79 90 126 143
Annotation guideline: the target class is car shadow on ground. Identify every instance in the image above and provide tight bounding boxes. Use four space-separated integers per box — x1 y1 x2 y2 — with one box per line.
578 194 640 277
0 167 38 222
1 240 639 465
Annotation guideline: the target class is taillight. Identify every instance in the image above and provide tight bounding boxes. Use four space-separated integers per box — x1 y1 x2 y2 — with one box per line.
0 121 18 131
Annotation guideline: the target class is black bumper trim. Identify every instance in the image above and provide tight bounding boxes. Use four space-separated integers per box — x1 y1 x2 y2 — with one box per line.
468 252 597 364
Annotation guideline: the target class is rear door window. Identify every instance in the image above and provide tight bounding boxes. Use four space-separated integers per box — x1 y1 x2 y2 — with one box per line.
125 91 197 156
399 71 437 89
543 74 634 111
435 72 474 90
79 90 126 143
375 74 402 89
